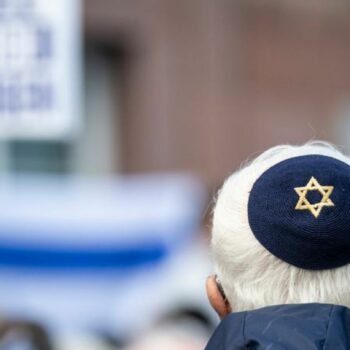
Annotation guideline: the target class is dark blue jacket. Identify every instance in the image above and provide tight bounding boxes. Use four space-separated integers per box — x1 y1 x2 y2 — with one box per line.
205 303 350 350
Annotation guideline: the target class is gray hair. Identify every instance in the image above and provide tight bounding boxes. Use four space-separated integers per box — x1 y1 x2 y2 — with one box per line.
212 141 350 312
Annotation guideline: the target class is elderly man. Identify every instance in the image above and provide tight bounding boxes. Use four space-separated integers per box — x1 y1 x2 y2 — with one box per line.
205 141 350 350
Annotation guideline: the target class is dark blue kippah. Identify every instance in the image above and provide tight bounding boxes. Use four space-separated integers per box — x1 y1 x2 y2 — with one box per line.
248 155 350 270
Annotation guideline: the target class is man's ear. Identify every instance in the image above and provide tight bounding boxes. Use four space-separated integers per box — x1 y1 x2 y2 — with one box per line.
206 275 232 320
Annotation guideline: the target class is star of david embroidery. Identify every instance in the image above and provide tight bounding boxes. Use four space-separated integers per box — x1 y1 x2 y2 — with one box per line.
294 176 335 218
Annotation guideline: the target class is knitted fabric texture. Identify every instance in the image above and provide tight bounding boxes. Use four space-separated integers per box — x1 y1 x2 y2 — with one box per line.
248 155 350 270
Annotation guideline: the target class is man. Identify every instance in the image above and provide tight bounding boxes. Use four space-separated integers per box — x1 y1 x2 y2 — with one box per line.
205 141 350 349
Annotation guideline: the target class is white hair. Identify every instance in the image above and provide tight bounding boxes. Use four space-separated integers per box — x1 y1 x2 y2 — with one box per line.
212 141 350 312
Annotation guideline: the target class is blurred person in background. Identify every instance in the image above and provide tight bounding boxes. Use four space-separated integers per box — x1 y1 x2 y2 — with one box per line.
125 309 210 350
2 1 350 349
206 141 350 350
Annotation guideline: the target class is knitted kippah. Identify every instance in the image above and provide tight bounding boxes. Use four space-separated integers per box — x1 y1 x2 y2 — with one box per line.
248 154 350 270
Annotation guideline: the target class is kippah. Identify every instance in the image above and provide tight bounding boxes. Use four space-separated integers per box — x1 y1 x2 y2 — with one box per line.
248 154 350 270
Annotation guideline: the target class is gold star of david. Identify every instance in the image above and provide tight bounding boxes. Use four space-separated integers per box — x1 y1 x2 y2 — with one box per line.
294 176 335 218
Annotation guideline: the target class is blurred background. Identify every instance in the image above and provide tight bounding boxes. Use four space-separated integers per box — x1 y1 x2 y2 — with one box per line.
0 0 350 349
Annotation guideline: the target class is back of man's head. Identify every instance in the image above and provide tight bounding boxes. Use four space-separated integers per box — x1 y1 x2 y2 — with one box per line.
212 141 350 313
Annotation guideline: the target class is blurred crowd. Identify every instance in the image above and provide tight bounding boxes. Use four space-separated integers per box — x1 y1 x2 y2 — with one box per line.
1 0 350 349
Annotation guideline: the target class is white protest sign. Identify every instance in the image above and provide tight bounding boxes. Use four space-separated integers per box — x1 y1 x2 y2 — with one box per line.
0 0 81 140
